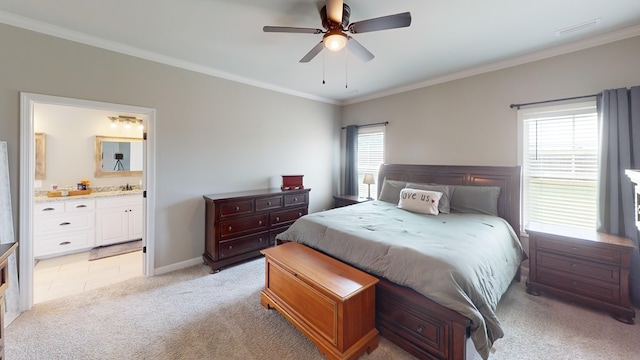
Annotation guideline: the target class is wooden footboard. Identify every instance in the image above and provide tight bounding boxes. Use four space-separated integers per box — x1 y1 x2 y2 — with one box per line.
375 278 471 360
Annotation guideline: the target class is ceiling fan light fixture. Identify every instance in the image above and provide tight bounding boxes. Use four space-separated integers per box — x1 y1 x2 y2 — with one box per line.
324 32 347 52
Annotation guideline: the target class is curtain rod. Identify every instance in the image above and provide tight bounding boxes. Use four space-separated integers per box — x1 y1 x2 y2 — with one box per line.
509 93 599 110
341 121 389 130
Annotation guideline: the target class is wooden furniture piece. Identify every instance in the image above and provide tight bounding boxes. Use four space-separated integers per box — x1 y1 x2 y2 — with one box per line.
332 194 371 208
0 242 18 359
203 188 309 272
526 222 636 324
261 242 379 360
626 169 640 230
321 164 519 360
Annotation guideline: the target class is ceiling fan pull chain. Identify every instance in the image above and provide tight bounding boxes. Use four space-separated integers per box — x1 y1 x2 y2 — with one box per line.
345 48 348 89
322 51 326 84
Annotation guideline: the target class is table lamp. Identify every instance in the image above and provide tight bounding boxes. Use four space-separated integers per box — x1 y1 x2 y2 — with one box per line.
363 173 375 200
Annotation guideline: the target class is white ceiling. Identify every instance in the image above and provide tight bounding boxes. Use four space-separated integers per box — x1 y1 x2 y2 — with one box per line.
1 0 640 104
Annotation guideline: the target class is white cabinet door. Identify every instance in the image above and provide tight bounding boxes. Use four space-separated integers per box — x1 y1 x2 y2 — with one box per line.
96 207 130 246
96 195 143 246
128 204 144 241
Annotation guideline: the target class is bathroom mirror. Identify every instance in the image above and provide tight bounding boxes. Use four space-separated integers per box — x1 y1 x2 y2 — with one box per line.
94 136 143 177
35 133 46 180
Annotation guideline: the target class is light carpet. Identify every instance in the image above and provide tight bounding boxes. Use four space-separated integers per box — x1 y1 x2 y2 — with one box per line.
6 258 640 359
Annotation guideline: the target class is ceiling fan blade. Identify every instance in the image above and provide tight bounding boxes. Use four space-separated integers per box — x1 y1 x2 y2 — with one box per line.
263 26 323 34
348 12 411 34
347 37 374 62
325 0 344 24
300 41 325 63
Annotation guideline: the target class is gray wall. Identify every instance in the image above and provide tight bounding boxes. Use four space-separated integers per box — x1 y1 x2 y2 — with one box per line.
0 23 341 269
343 35 640 166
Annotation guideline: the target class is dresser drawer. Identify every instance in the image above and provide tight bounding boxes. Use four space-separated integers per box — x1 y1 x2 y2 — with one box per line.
256 196 283 211
271 207 307 227
219 232 269 259
34 202 64 215
537 237 621 264
65 199 95 212
35 212 95 234
220 214 269 238
537 268 620 303
219 200 254 218
36 231 94 257
284 193 307 207
537 251 620 283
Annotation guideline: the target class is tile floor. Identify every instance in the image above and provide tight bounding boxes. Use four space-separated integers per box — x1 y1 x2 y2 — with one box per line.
34 250 143 304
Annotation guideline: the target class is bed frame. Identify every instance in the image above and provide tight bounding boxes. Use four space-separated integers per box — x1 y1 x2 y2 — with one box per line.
373 164 521 360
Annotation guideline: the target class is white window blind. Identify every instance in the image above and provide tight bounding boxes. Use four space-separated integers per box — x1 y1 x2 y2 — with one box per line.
357 125 385 199
520 102 598 230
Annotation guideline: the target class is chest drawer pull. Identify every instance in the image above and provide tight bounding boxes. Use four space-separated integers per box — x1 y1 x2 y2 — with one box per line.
42 207 55 211
416 325 425 334
570 263 577 268
59 222 71 226
275 216 280 222
75 204 87 208
293 197 298 202
571 247 578 252
59 241 71 245
258 220 263 225
571 280 578 286
228 226 233 231
267 201 271 206
298 212 303 217
235 206 240 211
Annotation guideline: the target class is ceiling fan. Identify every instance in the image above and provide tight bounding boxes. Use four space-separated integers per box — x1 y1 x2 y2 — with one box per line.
263 0 411 63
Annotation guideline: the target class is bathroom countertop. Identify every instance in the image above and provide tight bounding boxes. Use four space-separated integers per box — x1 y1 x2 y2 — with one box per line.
35 189 143 203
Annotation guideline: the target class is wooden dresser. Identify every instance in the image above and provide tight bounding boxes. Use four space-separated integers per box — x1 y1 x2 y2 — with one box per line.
526 222 636 324
261 242 379 360
203 188 309 272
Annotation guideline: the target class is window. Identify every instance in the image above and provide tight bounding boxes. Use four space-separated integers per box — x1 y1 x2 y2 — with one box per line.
357 126 385 199
519 101 598 230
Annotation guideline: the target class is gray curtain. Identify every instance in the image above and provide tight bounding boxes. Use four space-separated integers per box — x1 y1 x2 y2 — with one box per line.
344 125 358 195
597 86 640 305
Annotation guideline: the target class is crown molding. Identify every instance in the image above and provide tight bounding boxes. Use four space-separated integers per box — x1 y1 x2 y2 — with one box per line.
343 24 640 105
0 11 339 105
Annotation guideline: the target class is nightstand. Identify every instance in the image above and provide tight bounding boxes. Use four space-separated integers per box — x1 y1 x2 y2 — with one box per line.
333 194 372 208
526 222 636 324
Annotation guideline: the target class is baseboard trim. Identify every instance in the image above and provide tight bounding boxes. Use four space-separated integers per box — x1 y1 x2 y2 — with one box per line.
154 256 203 275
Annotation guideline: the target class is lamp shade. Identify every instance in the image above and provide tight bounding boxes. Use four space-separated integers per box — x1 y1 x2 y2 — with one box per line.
324 32 347 52
363 173 375 185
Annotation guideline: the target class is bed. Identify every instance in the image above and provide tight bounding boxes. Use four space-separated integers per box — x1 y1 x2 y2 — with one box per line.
275 164 524 360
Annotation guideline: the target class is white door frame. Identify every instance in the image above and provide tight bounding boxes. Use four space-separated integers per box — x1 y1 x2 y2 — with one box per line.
19 92 156 311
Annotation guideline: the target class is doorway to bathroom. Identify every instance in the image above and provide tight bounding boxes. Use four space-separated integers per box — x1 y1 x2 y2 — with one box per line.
18 92 157 312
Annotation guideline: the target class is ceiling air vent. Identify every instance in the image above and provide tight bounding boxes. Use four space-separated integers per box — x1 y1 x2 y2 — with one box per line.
556 18 601 36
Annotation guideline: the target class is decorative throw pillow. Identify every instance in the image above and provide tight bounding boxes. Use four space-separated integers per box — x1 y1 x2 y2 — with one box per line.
450 185 501 216
398 188 443 215
406 183 452 213
378 178 407 204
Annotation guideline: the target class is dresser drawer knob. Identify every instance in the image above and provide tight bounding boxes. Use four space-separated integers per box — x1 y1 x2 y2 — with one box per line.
228 245 233 250
266 201 271 206
570 263 577 269
416 325 425 334
275 217 280 222
228 226 232 231
59 241 71 246
258 220 263 225
293 197 298 202
76 204 87 208
59 222 71 226
235 206 240 211
298 212 302 217
571 247 578 252
43 207 55 211
259 238 264 243
571 280 578 286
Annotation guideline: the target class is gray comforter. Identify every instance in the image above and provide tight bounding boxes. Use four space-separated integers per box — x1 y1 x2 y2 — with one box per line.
275 200 525 360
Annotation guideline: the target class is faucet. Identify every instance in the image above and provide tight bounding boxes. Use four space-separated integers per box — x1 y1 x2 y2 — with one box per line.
121 183 133 191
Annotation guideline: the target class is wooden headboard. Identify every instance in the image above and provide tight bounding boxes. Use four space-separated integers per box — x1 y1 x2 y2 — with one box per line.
378 164 522 234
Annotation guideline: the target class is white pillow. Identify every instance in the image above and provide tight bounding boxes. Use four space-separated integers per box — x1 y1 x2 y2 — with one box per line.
398 188 443 215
